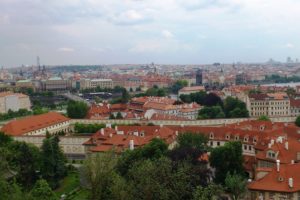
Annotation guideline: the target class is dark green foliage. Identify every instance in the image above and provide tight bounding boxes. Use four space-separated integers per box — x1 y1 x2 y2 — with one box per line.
74 123 105 134
296 116 300 127
224 173 247 200
0 132 12 146
0 109 32 121
9 142 41 189
146 87 167 97
180 91 223 107
223 97 249 118
193 184 223 200
209 141 245 184
258 115 270 121
171 80 188 94
198 106 225 119
30 179 58 200
116 112 123 119
265 74 300 83
40 136 67 189
177 132 208 151
116 138 168 176
67 101 88 119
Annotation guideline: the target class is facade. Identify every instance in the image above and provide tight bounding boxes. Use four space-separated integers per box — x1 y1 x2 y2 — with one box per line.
15 80 34 89
43 77 70 91
14 135 89 160
0 92 31 113
79 79 113 90
178 86 205 96
246 93 290 117
1 112 70 136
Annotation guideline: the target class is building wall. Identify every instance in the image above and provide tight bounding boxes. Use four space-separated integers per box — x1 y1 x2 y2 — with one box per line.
0 94 31 113
24 121 70 136
14 135 89 159
249 190 299 200
247 96 291 117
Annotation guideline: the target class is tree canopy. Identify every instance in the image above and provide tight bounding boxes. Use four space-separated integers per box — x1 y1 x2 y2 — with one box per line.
67 101 89 119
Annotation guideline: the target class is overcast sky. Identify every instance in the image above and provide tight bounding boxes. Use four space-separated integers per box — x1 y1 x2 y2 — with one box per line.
0 0 300 67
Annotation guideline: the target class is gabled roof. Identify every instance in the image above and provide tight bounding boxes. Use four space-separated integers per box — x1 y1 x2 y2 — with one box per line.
1 112 69 136
248 163 300 193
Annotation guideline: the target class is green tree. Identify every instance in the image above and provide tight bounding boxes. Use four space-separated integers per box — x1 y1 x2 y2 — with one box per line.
9 142 41 189
171 80 188 94
198 106 225 119
67 101 88 119
193 184 223 200
0 179 24 200
40 136 67 189
121 89 130 103
30 179 58 200
84 152 118 200
116 112 123 119
296 116 300 127
109 114 116 119
258 115 270 121
209 141 245 184
116 138 168 176
177 132 208 151
127 157 191 200
224 97 249 118
224 173 247 200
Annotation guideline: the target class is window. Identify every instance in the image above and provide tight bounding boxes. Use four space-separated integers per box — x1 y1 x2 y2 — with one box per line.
217 142 220 146
209 132 214 139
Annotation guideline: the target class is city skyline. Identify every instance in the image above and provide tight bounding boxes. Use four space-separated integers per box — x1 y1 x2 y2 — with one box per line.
1 0 300 66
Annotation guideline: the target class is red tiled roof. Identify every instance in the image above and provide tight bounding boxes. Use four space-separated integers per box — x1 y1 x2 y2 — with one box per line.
248 163 300 193
1 112 69 136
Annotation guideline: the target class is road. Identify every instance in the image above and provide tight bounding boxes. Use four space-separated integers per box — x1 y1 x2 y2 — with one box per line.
63 92 91 106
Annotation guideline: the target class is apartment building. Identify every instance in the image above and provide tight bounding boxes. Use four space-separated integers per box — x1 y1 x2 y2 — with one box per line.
43 77 70 91
246 92 290 117
178 86 205 96
79 78 113 90
1 112 70 136
0 92 31 113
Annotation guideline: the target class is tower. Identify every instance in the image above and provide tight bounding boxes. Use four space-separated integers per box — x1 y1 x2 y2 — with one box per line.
37 56 41 71
196 69 203 86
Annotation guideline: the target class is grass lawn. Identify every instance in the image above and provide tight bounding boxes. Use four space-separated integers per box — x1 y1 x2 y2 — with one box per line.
72 188 90 200
55 171 80 197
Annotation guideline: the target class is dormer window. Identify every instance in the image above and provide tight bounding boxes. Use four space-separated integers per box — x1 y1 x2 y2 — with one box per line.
244 136 249 142
260 125 265 131
235 135 239 141
209 132 214 139
253 137 257 143
140 132 145 137
225 134 230 140
267 150 276 159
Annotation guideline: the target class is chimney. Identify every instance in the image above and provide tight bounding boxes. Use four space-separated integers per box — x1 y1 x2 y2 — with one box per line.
160 124 163 128
115 126 118 131
129 140 134 150
276 160 280 172
180 124 184 128
288 178 293 188
100 128 104 135
106 123 111 128
175 131 178 136
285 141 289 150
109 133 112 138
268 143 272 148
291 160 295 164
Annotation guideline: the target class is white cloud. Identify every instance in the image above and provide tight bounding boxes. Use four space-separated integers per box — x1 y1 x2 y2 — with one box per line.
285 43 295 49
57 47 75 52
162 30 174 39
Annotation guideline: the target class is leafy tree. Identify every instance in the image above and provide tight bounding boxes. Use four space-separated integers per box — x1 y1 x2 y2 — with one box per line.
84 152 118 200
224 173 247 200
30 179 58 200
121 89 130 103
257 115 270 121
296 116 300 127
74 123 105 134
193 184 223 200
109 114 116 119
9 142 41 189
286 87 296 97
40 136 67 189
0 179 24 200
0 132 12 146
203 93 223 107
177 132 208 151
116 138 168 176
223 97 249 118
198 106 225 119
209 141 245 184
127 157 192 200
67 101 88 119
171 80 188 94
116 112 123 119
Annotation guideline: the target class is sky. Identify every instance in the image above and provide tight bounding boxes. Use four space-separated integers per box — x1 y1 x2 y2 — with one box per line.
0 0 300 67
